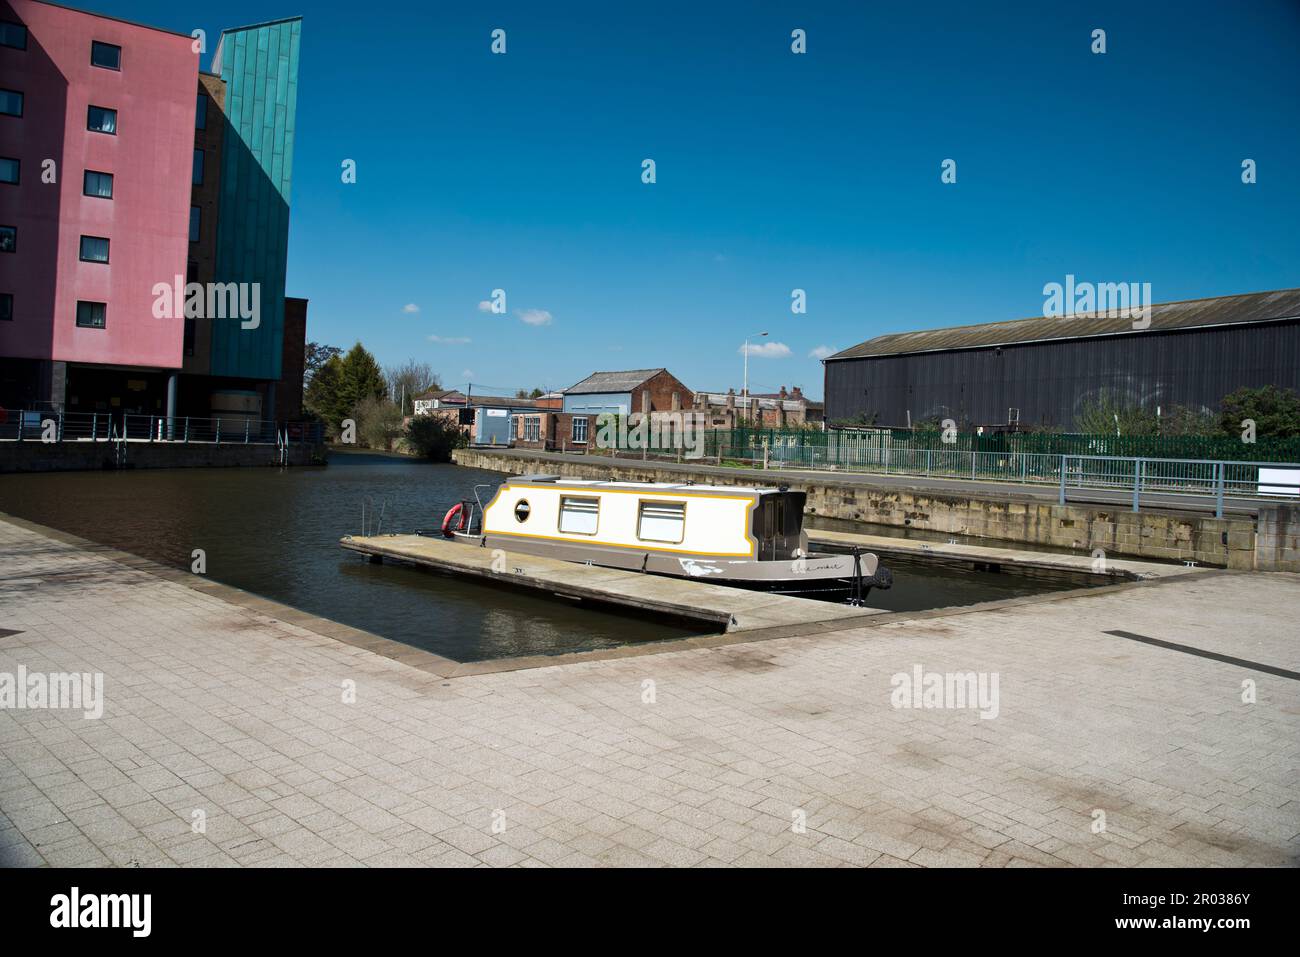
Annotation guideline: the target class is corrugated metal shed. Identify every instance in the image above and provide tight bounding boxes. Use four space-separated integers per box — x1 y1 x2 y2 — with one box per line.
564 369 664 394
828 288 1300 361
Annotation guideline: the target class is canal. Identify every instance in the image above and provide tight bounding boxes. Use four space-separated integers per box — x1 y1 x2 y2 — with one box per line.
0 454 1084 660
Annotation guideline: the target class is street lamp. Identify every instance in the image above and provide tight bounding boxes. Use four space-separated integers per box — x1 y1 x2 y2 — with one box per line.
742 331 768 424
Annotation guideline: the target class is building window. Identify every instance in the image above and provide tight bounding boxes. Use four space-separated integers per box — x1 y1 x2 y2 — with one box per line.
90 41 121 70
79 235 109 263
0 21 27 50
187 260 199 284
524 415 541 442
87 105 116 134
183 318 196 356
0 293 12 322
0 157 16 185
189 206 201 243
195 93 207 130
571 416 588 443
76 301 106 329
0 225 14 253
558 496 600 535
192 149 204 185
637 501 686 544
0 89 22 117
83 169 113 198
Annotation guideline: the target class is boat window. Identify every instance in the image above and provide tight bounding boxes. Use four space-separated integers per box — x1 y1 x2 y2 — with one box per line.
558 496 599 535
638 501 685 544
514 500 531 523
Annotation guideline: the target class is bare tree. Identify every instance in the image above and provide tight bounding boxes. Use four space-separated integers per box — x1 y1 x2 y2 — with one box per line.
385 360 440 415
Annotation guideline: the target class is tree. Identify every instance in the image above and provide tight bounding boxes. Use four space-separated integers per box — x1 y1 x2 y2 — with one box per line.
337 343 388 416
1218 385 1300 438
1159 404 1217 436
406 414 467 462
304 355 348 430
352 395 405 450
1074 394 1157 436
386 360 439 416
304 342 342 387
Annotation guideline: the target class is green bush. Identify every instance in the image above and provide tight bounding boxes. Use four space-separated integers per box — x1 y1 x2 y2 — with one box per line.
406 415 466 461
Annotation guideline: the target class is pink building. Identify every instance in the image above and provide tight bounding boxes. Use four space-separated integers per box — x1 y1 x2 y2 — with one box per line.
0 1 193 412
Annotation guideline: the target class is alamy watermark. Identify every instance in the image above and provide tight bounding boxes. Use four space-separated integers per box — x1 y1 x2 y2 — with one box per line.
890 664 999 719
594 412 705 459
151 275 260 329
0 667 104 719
1042 274 1151 329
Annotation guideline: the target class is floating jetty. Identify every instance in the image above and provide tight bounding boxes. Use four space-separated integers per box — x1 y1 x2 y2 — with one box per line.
339 533 883 634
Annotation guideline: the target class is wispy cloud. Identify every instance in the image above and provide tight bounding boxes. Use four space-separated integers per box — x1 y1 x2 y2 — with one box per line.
515 308 553 326
427 334 471 345
739 341 792 358
402 303 420 314
808 345 834 360
461 369 475 379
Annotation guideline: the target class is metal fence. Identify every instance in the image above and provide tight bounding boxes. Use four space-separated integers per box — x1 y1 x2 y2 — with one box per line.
0 410 324 446
620 427 1300 516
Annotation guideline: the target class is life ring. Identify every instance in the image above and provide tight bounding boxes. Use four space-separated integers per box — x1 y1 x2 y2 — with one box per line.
441 503 468 538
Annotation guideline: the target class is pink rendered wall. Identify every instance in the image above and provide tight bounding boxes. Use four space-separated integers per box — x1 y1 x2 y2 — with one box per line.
0 0 197 368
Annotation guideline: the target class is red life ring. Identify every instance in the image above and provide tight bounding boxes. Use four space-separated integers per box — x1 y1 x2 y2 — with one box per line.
441 503 467 538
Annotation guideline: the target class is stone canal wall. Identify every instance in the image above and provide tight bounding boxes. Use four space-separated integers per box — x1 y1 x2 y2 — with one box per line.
0 441 324 473
454 447 1293 571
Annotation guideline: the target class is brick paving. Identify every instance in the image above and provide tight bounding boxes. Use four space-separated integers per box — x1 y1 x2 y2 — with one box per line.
0 516 1296 867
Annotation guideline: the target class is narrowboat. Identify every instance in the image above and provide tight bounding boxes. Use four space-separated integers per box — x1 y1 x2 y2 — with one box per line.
437 475 891 600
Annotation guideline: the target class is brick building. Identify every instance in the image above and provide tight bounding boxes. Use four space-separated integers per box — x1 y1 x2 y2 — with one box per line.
516 369 694 452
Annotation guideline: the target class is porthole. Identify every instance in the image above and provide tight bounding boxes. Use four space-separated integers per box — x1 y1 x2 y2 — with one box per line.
514 500 531 523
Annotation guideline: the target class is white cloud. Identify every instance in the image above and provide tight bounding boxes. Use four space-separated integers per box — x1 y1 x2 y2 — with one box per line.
808 345 834 360
739 341 792 358
461 369 475 379
427 335 471 345
402 303 420 314
476 301 494 313
515 308 553 326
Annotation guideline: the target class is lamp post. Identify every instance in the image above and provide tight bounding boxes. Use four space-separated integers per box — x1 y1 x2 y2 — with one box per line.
742 331 768 425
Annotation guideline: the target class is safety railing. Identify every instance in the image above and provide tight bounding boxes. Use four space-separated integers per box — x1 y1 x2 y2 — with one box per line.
0 409 324 446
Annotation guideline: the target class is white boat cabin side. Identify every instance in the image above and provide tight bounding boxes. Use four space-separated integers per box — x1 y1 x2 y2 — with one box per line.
479 476 808 561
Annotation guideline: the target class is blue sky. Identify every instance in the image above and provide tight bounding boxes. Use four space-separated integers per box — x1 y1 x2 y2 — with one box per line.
87 0 1300 398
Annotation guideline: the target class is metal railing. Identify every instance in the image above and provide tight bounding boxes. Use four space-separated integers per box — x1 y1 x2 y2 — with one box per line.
609 429 1299 516
0 409 324 446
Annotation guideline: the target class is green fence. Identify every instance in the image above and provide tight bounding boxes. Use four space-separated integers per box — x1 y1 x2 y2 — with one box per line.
699 428 1300 466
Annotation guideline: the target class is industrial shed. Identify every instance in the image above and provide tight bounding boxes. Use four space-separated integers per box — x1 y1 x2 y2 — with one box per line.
823 288 1300 430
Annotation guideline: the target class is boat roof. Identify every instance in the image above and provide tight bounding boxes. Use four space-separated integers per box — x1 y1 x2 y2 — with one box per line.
506 475 790 496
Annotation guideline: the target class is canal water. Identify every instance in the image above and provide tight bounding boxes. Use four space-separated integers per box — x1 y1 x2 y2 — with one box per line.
0 454 1083 660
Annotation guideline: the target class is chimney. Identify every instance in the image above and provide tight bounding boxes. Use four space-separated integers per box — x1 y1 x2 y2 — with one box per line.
725 390 736 411
779 386 788 399
792 386 803 399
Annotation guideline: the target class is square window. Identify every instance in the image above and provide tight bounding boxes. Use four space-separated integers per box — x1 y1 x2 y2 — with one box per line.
192 148 204 185
0 21 27 50
0 225 14 253
0 157 17 184
83 169 113 198
637 501 686 544
87 105 116 134
0 89 22 117
79 235 109 263
0 293 12 322
195 93 207 130
558 497 600 535
189 206 201 243
91 41 121 70
76 301 106 329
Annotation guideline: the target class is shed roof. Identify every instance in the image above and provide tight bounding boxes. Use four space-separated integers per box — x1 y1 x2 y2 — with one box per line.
564 369 666 394
826 288 1300 361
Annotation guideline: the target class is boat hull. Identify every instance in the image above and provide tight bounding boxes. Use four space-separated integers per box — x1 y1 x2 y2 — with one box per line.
449 531 878 592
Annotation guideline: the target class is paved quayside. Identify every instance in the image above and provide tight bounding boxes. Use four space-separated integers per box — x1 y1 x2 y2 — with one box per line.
339 532 884 635
0 514 1297 867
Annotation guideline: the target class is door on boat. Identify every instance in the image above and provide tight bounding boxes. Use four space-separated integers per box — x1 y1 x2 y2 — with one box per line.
755 492 805 560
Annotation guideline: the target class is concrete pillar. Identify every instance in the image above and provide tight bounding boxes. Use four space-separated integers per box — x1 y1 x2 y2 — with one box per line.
165 374 178 439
